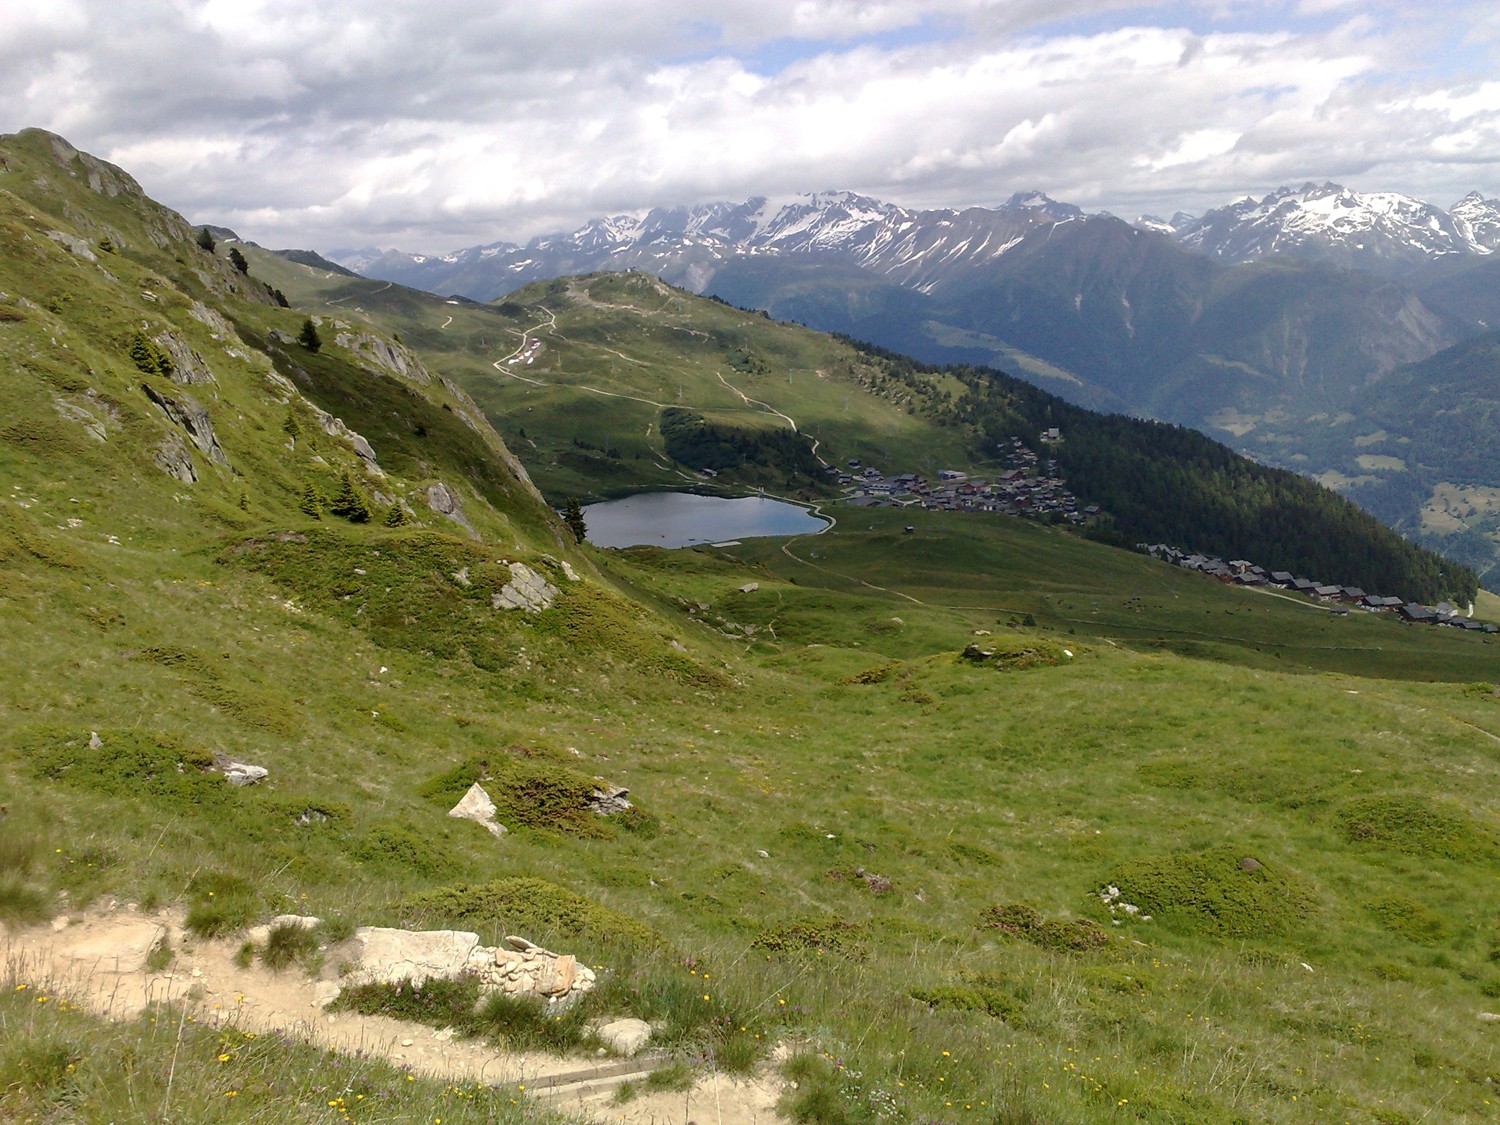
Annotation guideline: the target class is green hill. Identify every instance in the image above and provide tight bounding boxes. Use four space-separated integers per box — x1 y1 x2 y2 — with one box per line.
3 130 1500 1125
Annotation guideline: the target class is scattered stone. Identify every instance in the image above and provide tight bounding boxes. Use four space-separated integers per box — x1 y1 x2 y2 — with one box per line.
756 849 770 859
447 782 507 838
88 731 102 750
1239 857 1263 871
215 757 268 786
587 786 632 816
1479 1012 1500 1023
598 1018 653 1056
738 582 759 594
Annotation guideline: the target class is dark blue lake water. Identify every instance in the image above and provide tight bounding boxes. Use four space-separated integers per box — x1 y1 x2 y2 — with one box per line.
582 492 829 548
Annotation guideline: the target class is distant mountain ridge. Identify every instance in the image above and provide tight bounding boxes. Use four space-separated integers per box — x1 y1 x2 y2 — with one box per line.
1165 183 1500 278
334 188 1091 300
334 182 1500 300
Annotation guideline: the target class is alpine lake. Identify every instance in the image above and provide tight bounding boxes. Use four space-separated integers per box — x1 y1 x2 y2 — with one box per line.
581 491 829 548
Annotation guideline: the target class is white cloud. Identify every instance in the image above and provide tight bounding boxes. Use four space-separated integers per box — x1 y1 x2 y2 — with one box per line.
0 0 1495 251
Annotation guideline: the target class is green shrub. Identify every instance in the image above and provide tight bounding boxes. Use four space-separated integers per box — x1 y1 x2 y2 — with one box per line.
352 823 451 878
909 983 1023 1022
750 918 866 960
403 877 656 950
29 728 215 797
1337 795 1497 861
418 751 613 837
1366 895 1450 943
1102 846 1315 940
979 902 1110 953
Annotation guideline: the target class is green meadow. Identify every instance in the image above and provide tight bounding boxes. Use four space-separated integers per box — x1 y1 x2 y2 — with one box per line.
2 129 1498 1124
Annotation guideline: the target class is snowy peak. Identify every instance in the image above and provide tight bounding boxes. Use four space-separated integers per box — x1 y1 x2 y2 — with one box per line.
1003 191 1083 221
1174 182 1493 273
1450 191 1500 251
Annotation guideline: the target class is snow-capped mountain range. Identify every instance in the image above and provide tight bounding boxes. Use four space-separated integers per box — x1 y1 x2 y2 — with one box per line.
334 184 1499 302
1160 183 1500 276
333 189 1089 300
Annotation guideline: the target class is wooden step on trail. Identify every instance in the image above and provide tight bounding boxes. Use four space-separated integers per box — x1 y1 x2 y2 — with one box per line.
526 1053 666 1107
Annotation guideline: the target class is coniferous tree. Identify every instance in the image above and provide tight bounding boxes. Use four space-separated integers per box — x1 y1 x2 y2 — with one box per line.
383 503 409 527
196 227 216 253
329 471 371 523
228 247 249 275
298 318 322 353
298 481 323 519
562 496 587 544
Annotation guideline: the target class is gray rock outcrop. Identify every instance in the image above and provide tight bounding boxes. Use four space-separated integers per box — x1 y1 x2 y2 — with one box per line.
339 928 598 1002
310 408 378 465
333 330 432 384
426 481 476 538
46 229 97 262
153 436 197 482
216 758 268 786
492 562 558 613
153 330 216 385
142 384 228 467
588 786 633 815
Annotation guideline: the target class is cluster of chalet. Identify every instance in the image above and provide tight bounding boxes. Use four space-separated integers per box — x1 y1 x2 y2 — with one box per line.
1145 545 1496 633
837 438 1094 523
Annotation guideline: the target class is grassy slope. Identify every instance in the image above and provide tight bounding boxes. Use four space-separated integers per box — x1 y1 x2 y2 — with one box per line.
2 133 1499 1124
249 252 976 501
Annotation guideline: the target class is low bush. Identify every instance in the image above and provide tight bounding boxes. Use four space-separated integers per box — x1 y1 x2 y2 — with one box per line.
980 902 1110 953
1337 795 1497 862
418 750 612 837
750 918 866 960
1366 895 1450 943
1102 846 1315 940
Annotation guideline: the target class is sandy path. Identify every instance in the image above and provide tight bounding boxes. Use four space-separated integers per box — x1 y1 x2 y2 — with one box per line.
2 906 790 1125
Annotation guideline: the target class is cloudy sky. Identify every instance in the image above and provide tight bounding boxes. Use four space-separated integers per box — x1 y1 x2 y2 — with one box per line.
3 1 1497 253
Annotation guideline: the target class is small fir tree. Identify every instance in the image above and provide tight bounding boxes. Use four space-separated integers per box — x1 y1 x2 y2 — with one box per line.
329 471 371 523
271 288 289 308
228 247 249 275
283 408 302 440
562 496 587 544
196 227 216 253
298 318 322 353
298 481 323 519
128 330 160 375
383 503 409 527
